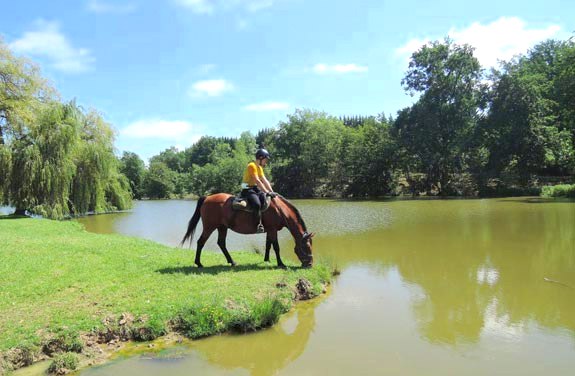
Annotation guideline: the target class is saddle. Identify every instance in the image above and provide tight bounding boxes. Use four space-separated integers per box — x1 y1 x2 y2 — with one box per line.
232 195 271 213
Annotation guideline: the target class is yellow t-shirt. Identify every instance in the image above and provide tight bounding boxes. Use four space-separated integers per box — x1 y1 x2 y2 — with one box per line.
242 162 265 187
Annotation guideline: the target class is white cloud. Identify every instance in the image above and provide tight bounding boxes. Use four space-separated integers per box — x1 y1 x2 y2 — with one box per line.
244 101 290 111
395 17 562 68
189 79 234 97
87 0 137 14
118 120 203 162
312 63 368 74
121 119 199 139
174 0 275 14
9 20 94 73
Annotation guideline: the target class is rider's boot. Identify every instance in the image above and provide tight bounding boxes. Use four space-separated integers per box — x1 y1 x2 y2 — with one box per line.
255 210 264 233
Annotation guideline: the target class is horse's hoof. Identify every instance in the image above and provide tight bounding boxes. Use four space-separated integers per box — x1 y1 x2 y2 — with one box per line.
196 263 203 268
230 262 237 267
278 264 287 269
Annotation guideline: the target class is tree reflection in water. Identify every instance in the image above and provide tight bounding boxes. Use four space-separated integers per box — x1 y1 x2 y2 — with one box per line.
311 199 575 346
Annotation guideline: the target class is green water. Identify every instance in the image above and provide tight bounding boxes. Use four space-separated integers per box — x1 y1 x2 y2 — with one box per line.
76 198 575 375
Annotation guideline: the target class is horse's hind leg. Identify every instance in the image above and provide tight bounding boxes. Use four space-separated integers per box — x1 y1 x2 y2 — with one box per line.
273 240 286 269
264 235 272 262
195 227 215 268
217 226 236 266
267 231 286 268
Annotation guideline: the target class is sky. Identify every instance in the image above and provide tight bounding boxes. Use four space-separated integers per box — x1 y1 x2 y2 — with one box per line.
2 0 573 161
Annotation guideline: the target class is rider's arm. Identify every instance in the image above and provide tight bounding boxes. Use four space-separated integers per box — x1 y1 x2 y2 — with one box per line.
261 176 273 192
253 177 270 193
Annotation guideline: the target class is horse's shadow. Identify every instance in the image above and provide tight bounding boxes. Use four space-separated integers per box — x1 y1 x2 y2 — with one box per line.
156 263 294 275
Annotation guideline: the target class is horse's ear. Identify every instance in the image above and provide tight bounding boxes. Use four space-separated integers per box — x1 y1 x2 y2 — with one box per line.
309 232 315 238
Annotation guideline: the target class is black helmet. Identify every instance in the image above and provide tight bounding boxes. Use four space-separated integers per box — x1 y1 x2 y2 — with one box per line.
255 148 271 160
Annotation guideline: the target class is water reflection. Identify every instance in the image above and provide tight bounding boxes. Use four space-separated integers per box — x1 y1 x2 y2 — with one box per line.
307 199 575 346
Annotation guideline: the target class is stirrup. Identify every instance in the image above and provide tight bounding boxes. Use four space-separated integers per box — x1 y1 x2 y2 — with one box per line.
256 224 265 234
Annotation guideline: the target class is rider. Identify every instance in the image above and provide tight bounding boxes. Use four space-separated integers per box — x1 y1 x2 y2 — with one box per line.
241 148 275 233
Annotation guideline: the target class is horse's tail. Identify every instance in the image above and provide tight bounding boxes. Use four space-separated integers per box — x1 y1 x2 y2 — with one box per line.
180 196 206 247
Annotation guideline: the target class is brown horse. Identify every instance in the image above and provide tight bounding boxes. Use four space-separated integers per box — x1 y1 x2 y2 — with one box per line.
181 194 314 268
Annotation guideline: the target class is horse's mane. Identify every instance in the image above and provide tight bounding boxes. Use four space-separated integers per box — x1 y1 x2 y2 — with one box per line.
277 195 308 232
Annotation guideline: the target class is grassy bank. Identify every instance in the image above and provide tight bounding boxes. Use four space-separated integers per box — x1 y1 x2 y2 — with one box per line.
0 218 331 374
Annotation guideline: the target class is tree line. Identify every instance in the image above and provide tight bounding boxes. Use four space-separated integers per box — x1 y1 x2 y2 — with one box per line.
2 36 574 218
125 37 574 199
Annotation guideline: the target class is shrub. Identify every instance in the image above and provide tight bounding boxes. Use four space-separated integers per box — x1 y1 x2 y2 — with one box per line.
541 184 575 198
225 296 289 333
47 352 78 375
174 304 226 339
131 318 167 341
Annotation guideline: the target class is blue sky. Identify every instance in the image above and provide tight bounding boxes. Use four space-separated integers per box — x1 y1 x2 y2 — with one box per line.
2 0 573 161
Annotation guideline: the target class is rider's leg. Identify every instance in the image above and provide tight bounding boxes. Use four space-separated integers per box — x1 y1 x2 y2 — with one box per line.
245 191 263 232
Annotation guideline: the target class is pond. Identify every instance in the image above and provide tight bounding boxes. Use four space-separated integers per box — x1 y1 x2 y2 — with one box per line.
76 198 575 375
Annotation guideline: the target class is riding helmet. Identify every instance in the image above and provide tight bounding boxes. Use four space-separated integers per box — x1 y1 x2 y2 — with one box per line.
255 148 271 160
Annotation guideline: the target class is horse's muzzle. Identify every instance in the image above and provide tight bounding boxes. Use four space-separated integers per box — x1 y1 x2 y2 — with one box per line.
301 257 313 268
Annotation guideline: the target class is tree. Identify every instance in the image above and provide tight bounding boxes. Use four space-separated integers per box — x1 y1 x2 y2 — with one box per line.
120 151 146 199
70 107 132 215
395 39 484 194
339 118 399 196
1 40 53 205
184 136 235 169
481 39 575 182
273 109 345 197
143 161 176 199
0 39 53 146
190 135 253 196
150 146 186 173
1 99 132 218
1 40 132 218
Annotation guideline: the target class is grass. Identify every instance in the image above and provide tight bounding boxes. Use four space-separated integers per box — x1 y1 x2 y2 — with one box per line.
541 184 575 198
0 217 331 373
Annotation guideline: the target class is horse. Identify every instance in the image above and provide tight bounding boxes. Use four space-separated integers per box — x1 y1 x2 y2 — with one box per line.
180 193 315 268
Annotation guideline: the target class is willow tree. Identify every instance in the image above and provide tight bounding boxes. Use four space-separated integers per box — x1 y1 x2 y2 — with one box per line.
1 39 52 206
70 108 132 214
3 100 132 218
1 41 132 218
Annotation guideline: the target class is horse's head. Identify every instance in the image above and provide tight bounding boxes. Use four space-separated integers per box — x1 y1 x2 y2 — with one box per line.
295 232 315 267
